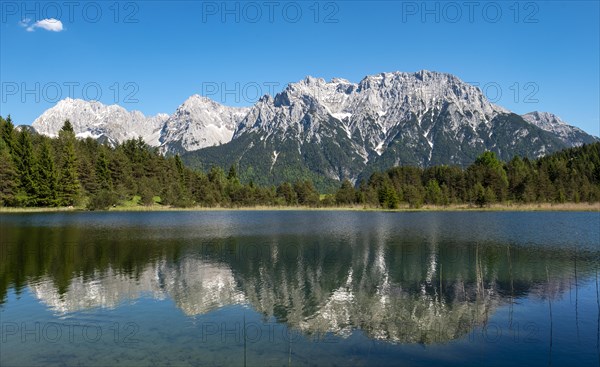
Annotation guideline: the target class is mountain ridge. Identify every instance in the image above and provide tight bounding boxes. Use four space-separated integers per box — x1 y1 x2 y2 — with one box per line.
181 71 598 186
27 70 598 187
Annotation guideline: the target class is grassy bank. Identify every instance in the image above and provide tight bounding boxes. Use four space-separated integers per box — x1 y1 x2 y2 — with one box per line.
1 202 599 213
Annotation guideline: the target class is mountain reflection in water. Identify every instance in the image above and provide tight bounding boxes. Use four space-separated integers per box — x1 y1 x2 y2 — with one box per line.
2 211 597 347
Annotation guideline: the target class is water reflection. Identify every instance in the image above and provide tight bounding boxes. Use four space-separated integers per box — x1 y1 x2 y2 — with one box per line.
1 211 598 346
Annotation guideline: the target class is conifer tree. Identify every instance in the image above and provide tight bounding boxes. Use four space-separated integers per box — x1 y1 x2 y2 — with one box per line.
78 157 99 194
335 179 356 205
61 119 74 133
0 139 19 206
57 121 81 206
36 139 58 206
425 179 443 205
0 115 16 154
96 148 113 191
227 164 238 181
276 182 297 205
14 130 38 206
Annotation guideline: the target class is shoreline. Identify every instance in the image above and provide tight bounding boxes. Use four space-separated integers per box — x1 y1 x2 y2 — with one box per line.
1 202 598 213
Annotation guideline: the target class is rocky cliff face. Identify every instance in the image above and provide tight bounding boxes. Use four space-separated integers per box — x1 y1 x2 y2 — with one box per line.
158 95 250 154
31 98 169 146
522 111 597 146
30 96 249 151
29 71 598 186
185 71 596 184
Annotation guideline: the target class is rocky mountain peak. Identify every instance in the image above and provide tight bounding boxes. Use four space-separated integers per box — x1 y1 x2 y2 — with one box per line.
522 111 597 146
31 98 169 146
187 71 598 186
158 96 251 154
28 71 597 183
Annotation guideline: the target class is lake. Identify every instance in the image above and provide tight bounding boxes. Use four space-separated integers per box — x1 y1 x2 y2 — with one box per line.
0 211 599 366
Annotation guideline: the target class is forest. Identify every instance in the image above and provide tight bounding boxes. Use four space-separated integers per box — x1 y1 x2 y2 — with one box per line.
1 115 599 210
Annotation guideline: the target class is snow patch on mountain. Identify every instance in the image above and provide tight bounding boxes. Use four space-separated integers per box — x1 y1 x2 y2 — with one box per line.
522 111 598 146
235 70 510 160
32 98 169 146
159 95 250 154
31 96 251 153
29 72 597 164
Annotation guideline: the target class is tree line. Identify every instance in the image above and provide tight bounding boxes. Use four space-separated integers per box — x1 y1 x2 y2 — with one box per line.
1 116 599 209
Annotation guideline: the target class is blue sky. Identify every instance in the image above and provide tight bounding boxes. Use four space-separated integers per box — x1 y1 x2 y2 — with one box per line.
1 1 599 136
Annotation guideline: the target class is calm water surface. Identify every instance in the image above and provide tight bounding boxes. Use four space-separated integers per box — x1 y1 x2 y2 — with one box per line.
0 211 599 366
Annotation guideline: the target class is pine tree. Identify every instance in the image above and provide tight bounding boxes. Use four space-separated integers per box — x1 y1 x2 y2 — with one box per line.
174 155 186 184
403 184 423 208
227 164 238 181
0 115 16 154
95 148 113 191
484 186 496 205
384 184 400 209
109 148 134 196
0 139 19 206
294 180 320 206
506 156 529 201
335 179 356 205
470 151 509 202
208 166 227 194
36 139 58 206
14 130 38 206
276 182 297 205
425 179 443 205
78 157 99 194
61 119 74 133
473 183 487 207
57 122 81 206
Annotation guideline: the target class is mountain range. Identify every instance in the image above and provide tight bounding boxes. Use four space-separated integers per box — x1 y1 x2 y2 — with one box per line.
24 238 587 344
29 70 598 187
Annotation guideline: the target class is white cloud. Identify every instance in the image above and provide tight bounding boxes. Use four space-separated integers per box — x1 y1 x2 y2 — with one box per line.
24 18 64 32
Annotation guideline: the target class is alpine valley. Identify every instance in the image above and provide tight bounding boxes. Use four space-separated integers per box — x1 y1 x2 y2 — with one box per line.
30 70 599 188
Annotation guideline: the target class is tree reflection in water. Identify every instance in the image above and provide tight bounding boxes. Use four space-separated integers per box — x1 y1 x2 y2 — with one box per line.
1 213 596 345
